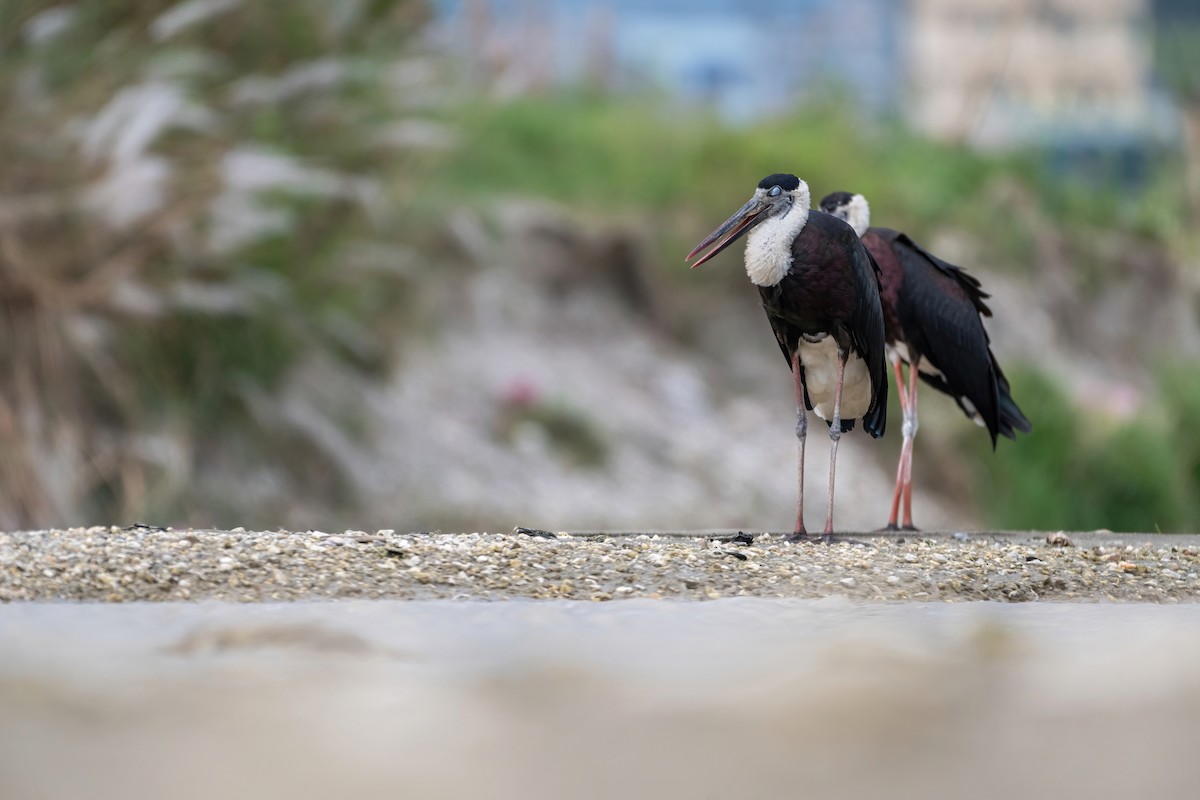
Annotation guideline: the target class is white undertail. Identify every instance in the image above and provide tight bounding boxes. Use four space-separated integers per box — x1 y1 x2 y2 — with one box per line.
744 180 810 287
799 335 874 422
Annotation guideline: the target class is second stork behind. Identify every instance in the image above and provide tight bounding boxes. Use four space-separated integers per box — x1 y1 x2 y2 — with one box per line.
819 191 1032 530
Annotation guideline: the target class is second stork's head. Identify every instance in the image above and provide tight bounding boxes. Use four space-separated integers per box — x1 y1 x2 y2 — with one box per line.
818 191 870 237
686 173 810 271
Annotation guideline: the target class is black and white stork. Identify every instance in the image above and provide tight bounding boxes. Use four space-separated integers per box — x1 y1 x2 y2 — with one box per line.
819 191 1032 531
687 174 887 538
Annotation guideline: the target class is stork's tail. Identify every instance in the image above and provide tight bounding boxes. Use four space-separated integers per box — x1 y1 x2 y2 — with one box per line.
996 377 1032 440
863 387 887 439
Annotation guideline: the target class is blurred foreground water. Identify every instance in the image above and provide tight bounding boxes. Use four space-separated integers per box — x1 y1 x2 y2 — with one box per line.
3 598 1200 799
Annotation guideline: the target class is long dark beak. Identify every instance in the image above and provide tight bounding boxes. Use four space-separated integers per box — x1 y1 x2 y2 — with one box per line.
685 197 767 269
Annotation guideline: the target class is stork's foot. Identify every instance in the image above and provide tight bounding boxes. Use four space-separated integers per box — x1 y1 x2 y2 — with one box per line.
828 534 874 547
781 531 828 544
876 523 919 533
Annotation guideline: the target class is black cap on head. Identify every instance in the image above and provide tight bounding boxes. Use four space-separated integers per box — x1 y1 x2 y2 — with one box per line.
819 191 855 211
757 173 800 192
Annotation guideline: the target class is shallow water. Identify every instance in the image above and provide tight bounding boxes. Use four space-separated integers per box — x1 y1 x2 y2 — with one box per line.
3 599 1200 800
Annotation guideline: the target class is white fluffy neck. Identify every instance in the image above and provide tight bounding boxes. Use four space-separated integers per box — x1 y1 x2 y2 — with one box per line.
744 180 810 287
845 193 870 237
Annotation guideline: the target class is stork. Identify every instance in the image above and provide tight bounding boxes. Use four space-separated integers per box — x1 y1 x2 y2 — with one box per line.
819 191 1032 531
687 174 887 538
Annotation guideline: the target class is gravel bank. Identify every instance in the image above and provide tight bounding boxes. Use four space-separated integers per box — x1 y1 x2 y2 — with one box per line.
2 526 1199 602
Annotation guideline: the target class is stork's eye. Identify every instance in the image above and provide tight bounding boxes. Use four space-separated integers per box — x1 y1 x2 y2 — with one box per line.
768 186 782 197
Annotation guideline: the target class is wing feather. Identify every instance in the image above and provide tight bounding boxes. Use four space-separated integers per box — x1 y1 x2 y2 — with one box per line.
850 237 888 438
893 238 1002 443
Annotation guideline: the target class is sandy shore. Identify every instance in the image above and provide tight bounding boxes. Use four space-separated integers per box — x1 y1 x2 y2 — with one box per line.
3 526 1199 602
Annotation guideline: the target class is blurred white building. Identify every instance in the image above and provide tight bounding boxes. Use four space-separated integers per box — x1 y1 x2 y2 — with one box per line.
907 0 1174 150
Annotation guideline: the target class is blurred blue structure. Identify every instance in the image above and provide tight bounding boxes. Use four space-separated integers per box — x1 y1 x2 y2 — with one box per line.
433 0 902 121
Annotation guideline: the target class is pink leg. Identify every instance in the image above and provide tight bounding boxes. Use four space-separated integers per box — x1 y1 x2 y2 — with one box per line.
792 351 807 535
823 349 849 535
901 355 921 530
886 355 909 530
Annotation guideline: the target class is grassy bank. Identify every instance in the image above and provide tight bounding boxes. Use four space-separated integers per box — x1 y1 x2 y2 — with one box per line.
425 92 1193 272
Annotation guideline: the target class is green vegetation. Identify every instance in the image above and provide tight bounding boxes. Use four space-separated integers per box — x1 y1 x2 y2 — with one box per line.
427 92 1193 274
970 366 1200 533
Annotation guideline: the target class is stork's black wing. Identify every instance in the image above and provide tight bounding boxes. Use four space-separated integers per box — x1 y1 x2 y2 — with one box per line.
892 238 1003 444
993 361 1033 439
916 362 1031 440
895 233 993 318
850 239 888 438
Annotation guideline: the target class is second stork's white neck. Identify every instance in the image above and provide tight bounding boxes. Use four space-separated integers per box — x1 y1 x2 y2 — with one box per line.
843 193 871 237
744 180 810 287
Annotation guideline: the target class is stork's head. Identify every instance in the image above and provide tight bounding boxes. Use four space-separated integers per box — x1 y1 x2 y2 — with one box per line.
686 173 809 269
818 191 870 237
